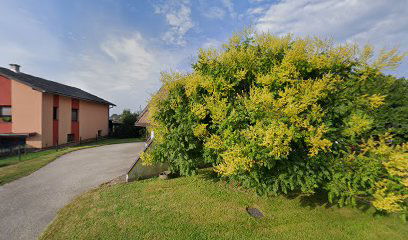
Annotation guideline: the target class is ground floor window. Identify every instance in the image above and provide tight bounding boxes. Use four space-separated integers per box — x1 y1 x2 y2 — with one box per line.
0 106 12 122
67 134 75 143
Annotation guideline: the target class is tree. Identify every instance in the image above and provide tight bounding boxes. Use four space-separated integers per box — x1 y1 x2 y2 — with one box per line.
142 30 407 216
112 109 141 138
120 109 138 126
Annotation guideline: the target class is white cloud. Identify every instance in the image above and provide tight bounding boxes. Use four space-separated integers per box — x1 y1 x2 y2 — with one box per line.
154 0 194 46
203 7 226 19
255 0 408 76
247 7 267 15
222 0 236 18
64 33 186 112
202 38 223 49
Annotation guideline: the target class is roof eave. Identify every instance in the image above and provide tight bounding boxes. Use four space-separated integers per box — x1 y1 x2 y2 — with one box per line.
42 90 115 106
0 72 115 106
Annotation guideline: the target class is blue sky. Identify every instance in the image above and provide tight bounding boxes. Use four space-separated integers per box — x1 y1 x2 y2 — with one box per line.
0 0 407 114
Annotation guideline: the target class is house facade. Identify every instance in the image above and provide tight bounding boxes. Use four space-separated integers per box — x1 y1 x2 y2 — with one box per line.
0 64 115 148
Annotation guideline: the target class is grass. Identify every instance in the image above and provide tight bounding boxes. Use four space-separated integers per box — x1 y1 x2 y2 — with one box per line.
41 169 407 240
0 138 143 185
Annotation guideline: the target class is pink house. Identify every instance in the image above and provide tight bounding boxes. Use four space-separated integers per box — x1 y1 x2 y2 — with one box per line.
0 64 115 148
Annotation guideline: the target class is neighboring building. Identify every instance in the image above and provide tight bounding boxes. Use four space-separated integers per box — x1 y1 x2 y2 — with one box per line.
109 114 122 136
134 86 163 131
0 64 115 149
135 106 154 140
135 106 149 128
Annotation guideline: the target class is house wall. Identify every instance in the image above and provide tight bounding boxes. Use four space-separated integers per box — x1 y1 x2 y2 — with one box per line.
53 95 59 146
41 93 54 148
11 80 43 148
39 95 109 147
2 76 111 148
58 96 72 145
79 101 109 140
0 76 12 133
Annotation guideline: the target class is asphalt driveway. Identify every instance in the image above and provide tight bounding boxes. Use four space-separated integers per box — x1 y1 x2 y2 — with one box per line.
0 142 144 240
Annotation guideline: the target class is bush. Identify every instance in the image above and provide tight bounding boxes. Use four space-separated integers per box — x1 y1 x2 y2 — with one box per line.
143 30 407 216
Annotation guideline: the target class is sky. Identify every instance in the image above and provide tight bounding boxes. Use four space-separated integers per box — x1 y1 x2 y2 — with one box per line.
0 0 407 114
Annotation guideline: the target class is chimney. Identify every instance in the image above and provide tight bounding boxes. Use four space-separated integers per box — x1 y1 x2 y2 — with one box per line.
9 64 21 73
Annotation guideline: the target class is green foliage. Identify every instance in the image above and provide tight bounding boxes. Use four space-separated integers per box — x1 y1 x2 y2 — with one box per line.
143 30 407 215
326 135 408 217
143 83 205 175
371 77 408 144
112 109 143 138
120 109 138 126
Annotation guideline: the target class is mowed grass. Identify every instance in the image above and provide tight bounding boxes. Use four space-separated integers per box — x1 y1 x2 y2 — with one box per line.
41 170 407 240
0 138 143 185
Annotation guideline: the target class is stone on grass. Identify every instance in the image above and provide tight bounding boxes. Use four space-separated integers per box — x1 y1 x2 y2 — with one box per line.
246 207 264 219
159 171 171 180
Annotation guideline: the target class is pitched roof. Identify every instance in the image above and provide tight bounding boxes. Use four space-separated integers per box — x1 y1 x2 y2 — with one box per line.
135 106 149 127
134 85 165 127
0 67 115 106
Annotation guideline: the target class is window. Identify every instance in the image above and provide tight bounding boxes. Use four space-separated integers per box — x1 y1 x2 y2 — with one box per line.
67 134 75 143
71 109 78 122
53 107 58 120
0 106 12 122
98 130 102 137
0 106 11 117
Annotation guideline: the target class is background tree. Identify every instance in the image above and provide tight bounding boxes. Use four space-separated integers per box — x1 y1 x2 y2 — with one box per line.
112 109 143 138
120 109 138 126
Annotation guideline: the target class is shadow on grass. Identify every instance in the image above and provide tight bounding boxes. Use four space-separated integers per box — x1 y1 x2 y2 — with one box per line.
198 168 222 183
196 167 383 217
296 192 336 209
280 190 336 209
284 190 373 214
0 163 11 168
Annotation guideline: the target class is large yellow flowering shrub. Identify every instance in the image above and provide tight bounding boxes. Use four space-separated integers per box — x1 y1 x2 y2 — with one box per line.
143 31 407 217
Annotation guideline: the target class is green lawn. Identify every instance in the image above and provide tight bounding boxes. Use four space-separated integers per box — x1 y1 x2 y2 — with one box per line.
0 138 143 185
41 170 407 240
